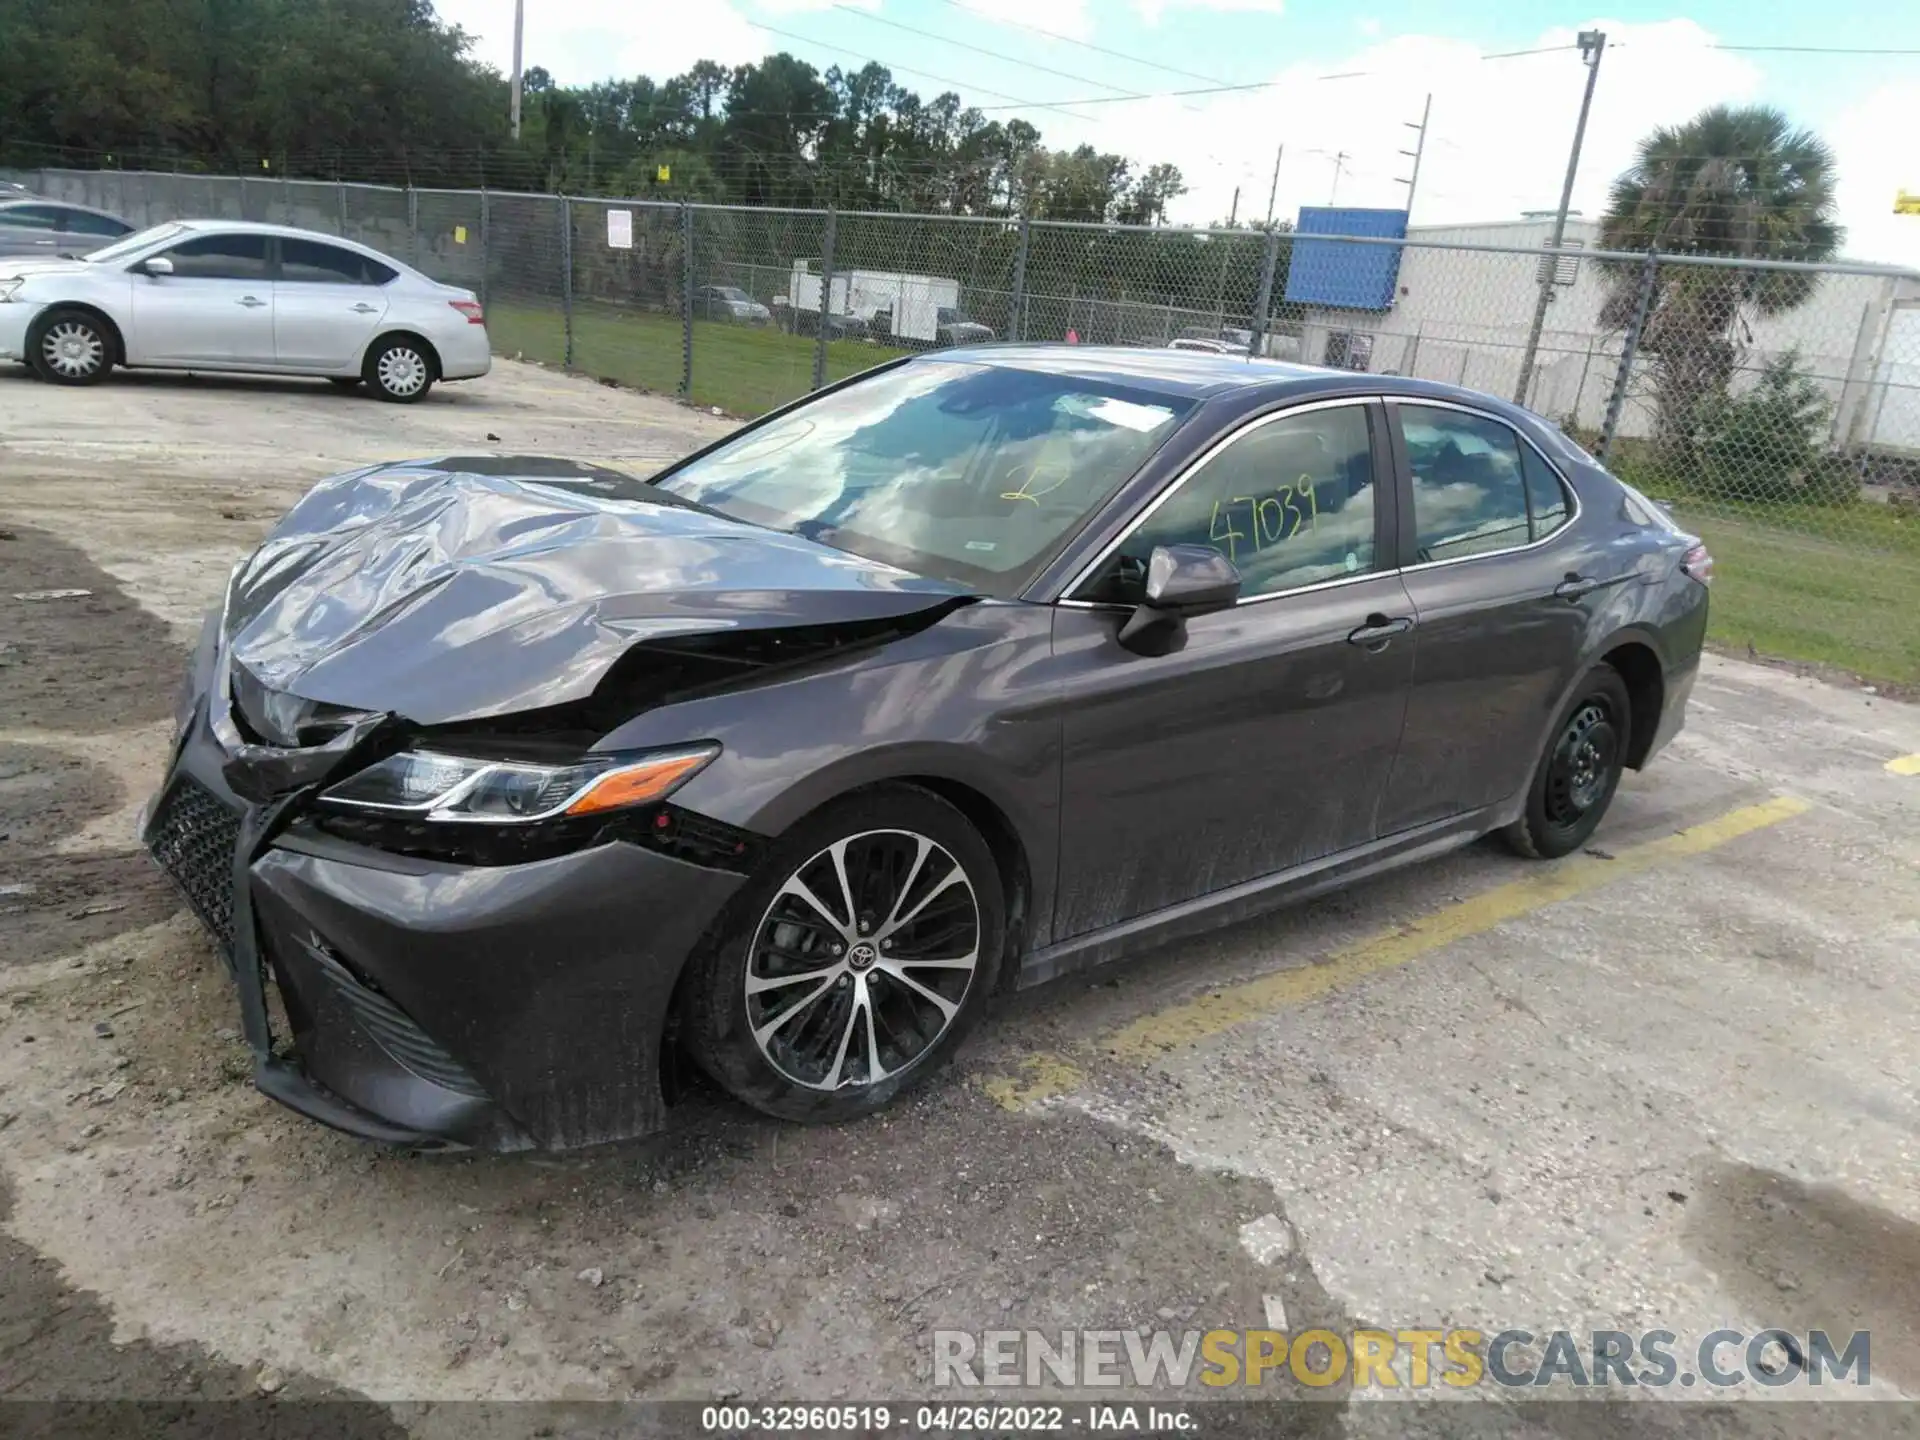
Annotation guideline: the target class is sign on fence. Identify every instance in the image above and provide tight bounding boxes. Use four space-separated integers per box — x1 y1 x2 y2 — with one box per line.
607 209 633 249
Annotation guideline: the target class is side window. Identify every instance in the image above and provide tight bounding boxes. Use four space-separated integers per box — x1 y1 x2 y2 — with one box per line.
1079 404 1378 604
1520 442 1572 538
279 237 395 285
161 233 271 281
1400 405 1532 562
1 205 60 231
57 209 132 237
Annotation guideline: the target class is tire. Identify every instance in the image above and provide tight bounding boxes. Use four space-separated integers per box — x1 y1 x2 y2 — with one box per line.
28 308 113 386
683 786 1005 1124
1501 664 1633 860
327 376 361 390
363 335 435 403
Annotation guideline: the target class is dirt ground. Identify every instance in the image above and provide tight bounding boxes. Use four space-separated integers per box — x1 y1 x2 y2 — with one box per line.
3 361 1919 1436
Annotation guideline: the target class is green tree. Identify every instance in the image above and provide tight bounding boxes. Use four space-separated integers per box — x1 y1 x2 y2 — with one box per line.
1598 104 1843 465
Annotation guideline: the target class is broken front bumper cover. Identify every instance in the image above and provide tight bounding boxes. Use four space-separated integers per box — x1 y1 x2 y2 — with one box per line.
141 668 747 1151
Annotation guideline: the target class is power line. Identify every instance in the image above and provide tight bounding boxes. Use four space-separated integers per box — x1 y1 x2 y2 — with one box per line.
930 0 1235 87
833 5 1149 99
742 18 1105 126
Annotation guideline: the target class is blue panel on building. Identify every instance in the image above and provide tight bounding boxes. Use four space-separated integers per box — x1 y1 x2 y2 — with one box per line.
1282 206 1408 310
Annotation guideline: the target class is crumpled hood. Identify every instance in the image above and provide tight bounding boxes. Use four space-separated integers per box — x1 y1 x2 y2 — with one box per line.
223 456 970 725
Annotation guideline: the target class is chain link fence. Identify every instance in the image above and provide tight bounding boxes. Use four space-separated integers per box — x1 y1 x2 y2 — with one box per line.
7 166 1919 681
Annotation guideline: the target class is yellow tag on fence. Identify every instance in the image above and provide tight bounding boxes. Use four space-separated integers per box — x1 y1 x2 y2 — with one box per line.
454 225 468 244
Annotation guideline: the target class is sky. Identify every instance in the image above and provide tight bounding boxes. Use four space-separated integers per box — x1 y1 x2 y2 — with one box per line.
432 0 1920 265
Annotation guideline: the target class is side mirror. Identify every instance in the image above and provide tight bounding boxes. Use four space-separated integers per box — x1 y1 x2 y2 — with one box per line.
140 256 174 277
1117 544 1241 653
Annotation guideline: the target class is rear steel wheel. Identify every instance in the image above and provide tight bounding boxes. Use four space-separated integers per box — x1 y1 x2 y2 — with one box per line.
684 788 1004 1123
747 830 980 1092
364 337 435 403
1502 664 1632 860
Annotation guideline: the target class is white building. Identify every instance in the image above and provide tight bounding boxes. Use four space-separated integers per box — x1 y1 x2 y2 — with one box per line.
1292 215 1920 453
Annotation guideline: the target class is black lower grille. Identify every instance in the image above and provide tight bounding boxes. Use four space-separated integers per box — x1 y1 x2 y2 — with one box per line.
302 938 490 1099
147 777 243 956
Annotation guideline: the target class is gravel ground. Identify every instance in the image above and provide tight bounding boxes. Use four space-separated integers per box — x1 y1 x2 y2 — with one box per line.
2 361 1918 1436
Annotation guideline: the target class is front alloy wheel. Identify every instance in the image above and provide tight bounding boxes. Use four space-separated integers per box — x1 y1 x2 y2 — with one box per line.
747 830 980 1092
31 311 111 386
685 788 1004 1122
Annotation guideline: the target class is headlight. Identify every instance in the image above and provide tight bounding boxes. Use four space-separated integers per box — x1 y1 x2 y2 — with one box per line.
319 744 718 824
0 279 23 303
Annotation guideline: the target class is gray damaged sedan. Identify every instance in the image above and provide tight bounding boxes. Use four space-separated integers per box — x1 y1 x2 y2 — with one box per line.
143 347 1711 1151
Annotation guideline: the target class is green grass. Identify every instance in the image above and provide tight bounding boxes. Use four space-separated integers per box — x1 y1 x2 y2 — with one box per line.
1668 500 1920 684
486 299 909 417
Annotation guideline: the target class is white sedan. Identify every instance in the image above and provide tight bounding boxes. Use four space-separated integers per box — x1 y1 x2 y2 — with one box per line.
0 220 490 402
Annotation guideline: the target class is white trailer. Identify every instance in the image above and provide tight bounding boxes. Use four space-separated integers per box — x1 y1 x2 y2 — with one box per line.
839 270 963 344
787 260 851 319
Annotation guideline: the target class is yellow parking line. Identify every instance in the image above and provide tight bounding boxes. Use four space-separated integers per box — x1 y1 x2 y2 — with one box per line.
1886 754 1920 776
985 796 1812 1108
1101 795 1811 1062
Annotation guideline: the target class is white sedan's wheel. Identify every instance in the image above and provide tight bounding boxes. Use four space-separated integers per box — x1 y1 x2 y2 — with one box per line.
30 311 112 386
365 337 435 403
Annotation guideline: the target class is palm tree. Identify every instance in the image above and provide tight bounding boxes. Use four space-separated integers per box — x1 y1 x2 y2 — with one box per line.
1599 104 1842 462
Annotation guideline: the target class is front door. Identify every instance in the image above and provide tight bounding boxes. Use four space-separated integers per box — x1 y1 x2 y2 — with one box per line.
1373 401 1604 833
128 231 275 365
271 236 393 367
1051 397 1417 940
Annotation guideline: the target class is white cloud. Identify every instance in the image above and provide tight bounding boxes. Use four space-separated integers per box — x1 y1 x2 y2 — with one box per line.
1137 0 1284 24
435 0 763 85
755 0 878 12
951 0 1094 42
1037 19 1764 232
1826 83 1920 266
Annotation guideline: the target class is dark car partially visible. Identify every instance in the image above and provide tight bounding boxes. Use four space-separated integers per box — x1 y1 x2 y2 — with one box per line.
143 350 1709 1152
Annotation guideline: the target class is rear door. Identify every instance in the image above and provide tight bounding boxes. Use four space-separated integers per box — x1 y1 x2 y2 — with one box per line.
1050 397 1418 938
128 232 275 365
271 236 394 367
1373 400 1608 833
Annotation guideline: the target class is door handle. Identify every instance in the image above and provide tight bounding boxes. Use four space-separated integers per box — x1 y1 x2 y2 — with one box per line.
350 302 379 314
237 295 267 308
1347 613 1414 650
1552 573 1621 601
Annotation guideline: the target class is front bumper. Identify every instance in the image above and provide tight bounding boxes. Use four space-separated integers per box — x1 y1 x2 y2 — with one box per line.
0 300 36 361
142 680 745 1151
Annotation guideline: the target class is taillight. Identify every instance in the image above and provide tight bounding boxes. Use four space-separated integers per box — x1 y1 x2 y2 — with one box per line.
449 299 485 325
1681 542 1713 586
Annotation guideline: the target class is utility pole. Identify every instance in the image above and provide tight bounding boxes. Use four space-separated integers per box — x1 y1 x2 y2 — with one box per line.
1514 29 1606 406
1327 151 1349 205
1216 186 1240 329
1397 94 1431 220
510 0 526 140
1264 143 1284 228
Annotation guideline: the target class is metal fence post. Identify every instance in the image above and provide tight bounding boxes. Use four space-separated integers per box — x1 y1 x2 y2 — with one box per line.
336 180 347 238
478 188 491 313
407 186 419 269
812 207 837 393
1248 229 1280 359
680 203 695 399
1598 247 1658 464
1009 211 1030 343
560 197 575 370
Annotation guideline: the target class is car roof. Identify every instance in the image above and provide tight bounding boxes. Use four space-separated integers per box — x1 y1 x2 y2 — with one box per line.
932 343 1550 421
0 197 124 219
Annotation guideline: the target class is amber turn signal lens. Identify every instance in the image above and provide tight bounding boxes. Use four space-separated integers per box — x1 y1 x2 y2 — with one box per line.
563 750 715 816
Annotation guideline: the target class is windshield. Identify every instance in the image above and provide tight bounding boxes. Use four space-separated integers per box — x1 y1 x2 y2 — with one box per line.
87 222 189 264
654 360 1195 595
715 286 750 302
